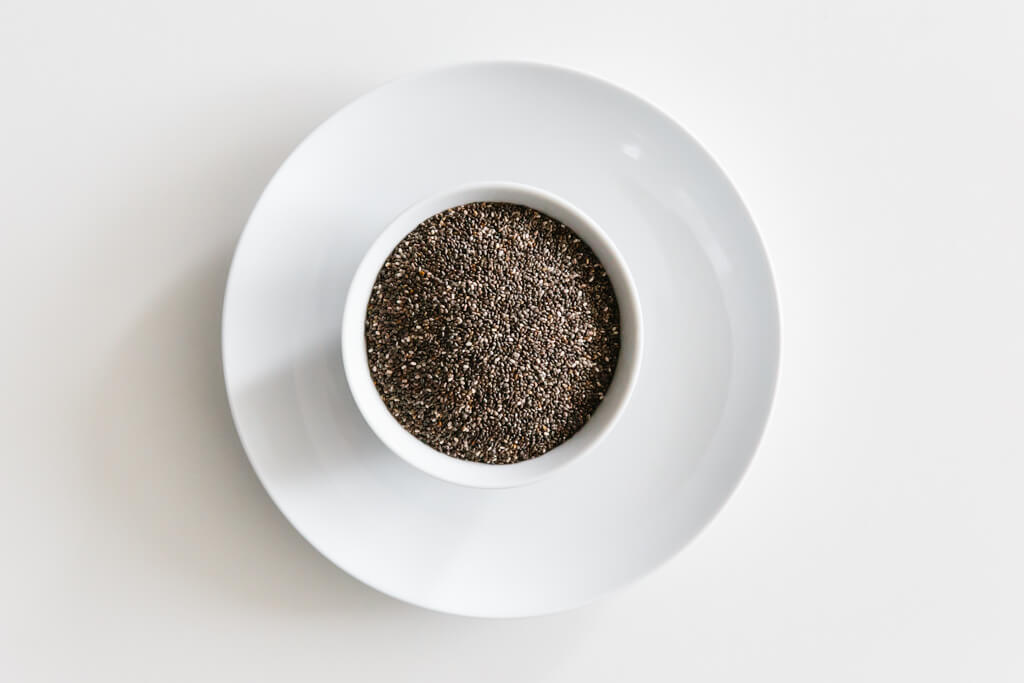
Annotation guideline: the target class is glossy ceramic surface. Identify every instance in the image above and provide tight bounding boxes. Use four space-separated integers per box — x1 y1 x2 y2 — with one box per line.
341 181 644 489
222 61 779 617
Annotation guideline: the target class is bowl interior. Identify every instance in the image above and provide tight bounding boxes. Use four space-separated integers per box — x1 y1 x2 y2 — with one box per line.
341 181 643 488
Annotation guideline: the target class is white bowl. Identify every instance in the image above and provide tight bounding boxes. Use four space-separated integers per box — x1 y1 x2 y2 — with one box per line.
341 181 643 488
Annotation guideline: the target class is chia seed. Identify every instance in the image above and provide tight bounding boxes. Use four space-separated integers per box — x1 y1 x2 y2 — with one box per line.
365 202 620 464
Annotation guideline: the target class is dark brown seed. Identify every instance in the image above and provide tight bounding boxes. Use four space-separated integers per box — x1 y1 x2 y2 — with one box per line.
364 202 620 464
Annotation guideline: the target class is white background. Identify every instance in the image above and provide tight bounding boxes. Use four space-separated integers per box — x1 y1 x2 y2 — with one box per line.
2 0 1022 680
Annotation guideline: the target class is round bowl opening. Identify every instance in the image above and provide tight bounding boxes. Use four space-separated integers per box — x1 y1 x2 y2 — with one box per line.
342 181 643 488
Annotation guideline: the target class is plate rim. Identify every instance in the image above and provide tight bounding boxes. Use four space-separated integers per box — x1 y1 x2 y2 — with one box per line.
221 59 780 617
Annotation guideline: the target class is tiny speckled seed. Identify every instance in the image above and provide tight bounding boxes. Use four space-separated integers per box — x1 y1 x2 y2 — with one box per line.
365 202 621 464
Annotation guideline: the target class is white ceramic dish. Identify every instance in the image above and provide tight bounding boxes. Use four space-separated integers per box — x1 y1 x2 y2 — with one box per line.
341 181 644 489
222 61 779 617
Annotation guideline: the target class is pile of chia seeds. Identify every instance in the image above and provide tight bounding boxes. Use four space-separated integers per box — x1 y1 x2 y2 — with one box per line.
365 202 620 464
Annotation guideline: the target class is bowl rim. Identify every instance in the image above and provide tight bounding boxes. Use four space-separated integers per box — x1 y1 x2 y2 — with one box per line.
341 180 644 488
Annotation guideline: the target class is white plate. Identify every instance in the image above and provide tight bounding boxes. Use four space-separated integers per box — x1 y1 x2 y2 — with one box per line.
222 62 779 617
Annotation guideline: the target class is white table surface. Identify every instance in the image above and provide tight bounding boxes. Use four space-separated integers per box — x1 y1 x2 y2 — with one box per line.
3 1 1022 680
